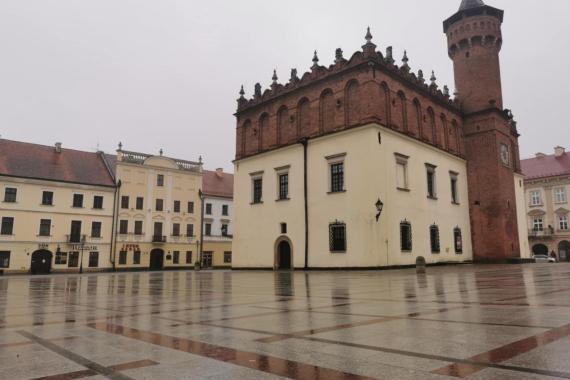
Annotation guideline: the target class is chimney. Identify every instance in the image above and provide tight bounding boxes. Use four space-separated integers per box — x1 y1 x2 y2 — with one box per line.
555 146 566 158
215 168 224 178
55 142 62 153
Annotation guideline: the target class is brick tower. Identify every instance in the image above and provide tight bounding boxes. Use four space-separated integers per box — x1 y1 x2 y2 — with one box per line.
444 0 522 261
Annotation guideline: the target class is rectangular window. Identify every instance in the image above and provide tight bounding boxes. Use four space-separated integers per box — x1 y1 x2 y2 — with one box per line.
400 221 412 251
68 252 79 268
91 222 102 238
530 191 541 206
430 225 440 253
93 196 104 209
1 217 14 235
55 251 67 265
172 223 180 237
69 221 82 242
253 178 263 204
330 163 344 193
157 174 164 187
119 220 128 234
224 251 232 263
186 251 193 264
186 224 194 237
205 203 212 215
329 223 347 252
136 197 144 210
188 201 195 214
221 224 228 236
156 199 163 211
555 188 567 204
395 154 409 190
39 219 51 237
153 222 163 239
4 188 17 203
121 196 129 209
42 191 54 206
0 251 10 268
222 204 229 216
533 218 544 231
426 164 437 199
133 251 141 264
280 223 287 234
454 228 463 254
72 194 84 208
119 251 127 265
88 252 99 268
174 200 181 213
450 172 459 204
134 221 143 235
278 173 289 200
560 215 569 231
173 251 180 264
205 223 212 236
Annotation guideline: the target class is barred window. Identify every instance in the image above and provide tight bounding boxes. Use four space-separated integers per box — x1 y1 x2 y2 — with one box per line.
454 228 463 254
430 225 440 253
400 221 412 251
330 163 344 193
278 173 289 200
329 222 347 252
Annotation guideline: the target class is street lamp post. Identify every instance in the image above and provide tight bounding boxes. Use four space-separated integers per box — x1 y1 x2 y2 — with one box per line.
79 234 86 274
375 198 384 222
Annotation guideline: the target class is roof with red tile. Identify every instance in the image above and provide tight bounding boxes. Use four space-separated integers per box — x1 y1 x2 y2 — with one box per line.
202 170 233 199
0 139 115 187
521 152 570 180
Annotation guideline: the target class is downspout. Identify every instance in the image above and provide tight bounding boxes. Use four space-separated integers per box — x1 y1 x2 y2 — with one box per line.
199 189 205 267
110 180 121 271
301 138 309 270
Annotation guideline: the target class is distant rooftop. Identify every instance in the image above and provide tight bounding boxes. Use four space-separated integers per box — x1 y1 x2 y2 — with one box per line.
203 169 233 199
521 147 570 180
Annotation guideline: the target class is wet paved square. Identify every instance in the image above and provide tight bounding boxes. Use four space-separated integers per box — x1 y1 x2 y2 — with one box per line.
1 264 570 379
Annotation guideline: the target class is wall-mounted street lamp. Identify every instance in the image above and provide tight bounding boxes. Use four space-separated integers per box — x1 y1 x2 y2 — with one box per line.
375 198 384 222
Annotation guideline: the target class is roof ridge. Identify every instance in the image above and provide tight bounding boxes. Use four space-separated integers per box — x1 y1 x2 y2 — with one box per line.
0 138 100 156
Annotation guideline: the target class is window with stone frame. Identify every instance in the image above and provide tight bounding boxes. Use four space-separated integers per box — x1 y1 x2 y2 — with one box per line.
155 199 164 211
42 191 54 206
72 193 84 208
91 222 102 238
221 224 229 236
252 177 263 204
400 221 412 252
330 162 345 193
0 251 10 268
174 200 181 213
278 173 289 200
119 251 127 265
329 222 347 252
172 223 180 237
93 196 104 209
88 252 99 267
426 164 437 199
450 172 459 204
1 217 14 235
186 251 193 264
68 252 79 268
4 187 17 203
560 215 569 231
119 220 128 235
532 217 544 231
205 203 212 215
530 190 542 206
136 197 144 210
430 225 441 253
39 219 51 237
224 251 232 263
222 204 229 216
395 154 409 191
55 251 67 265
134 221 143 235
554 188 567 204
186 224 194 237
133 251 141 264
205 223 212 236
157 174 164 187
173 251 180 264
187 201 194 213
454 228 463 254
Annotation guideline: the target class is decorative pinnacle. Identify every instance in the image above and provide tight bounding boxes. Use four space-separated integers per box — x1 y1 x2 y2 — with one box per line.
312 50 319 67
290 68 299 82
272 69 278 84
385 46 394 64
365 26 373 43
239 85 245 99
118 142 123 150
418 70 425 83
443 85 450 96
430 70 437 86
335 48 344 63
401 50 410 71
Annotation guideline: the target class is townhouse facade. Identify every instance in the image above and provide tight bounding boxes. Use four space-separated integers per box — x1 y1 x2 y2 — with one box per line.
0 140 116 274
522 147 570 261
202 169 233 268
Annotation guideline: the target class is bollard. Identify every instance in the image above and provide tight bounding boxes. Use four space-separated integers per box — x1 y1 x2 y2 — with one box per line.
416 256 426 274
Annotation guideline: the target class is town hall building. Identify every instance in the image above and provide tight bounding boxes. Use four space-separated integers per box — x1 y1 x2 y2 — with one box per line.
232 0 530 269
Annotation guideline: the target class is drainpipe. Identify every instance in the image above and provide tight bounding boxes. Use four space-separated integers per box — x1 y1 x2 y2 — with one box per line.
301 138 309 270
110 180 121 271
199 189 204 267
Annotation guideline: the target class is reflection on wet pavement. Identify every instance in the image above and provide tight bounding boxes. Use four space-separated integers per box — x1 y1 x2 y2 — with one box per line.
1 264 570 379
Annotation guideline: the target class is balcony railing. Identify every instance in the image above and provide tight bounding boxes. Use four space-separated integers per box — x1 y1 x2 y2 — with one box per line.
67 234 85 243
528 228 554 238
152 235 166 243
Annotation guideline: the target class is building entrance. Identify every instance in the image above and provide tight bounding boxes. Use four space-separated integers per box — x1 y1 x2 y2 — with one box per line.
149 249 164 270
31 250 52 274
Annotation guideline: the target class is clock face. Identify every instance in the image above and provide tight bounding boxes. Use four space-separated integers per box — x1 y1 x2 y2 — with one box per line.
500 144 510 166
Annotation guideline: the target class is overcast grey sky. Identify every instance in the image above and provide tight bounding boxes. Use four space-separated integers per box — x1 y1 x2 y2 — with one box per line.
0 0 568 171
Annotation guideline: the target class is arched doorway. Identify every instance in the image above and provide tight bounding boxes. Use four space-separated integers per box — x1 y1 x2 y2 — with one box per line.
276 240 292 270
31 250 52 275
532 244 548 256
149 249 164 270
559 241 570 262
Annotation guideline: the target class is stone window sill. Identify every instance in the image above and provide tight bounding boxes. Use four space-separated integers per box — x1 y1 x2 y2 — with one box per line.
451 201 460 206
250 201 264 205
427 196 438 200
397 187 410 192
276 198 290 202
330 251 347 254
40 204 54 207
328 190 347 195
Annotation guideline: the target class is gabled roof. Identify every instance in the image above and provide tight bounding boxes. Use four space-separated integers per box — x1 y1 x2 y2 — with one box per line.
459 0 485 11
0 139 115 187
521 153 570 180
202 170 233 199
